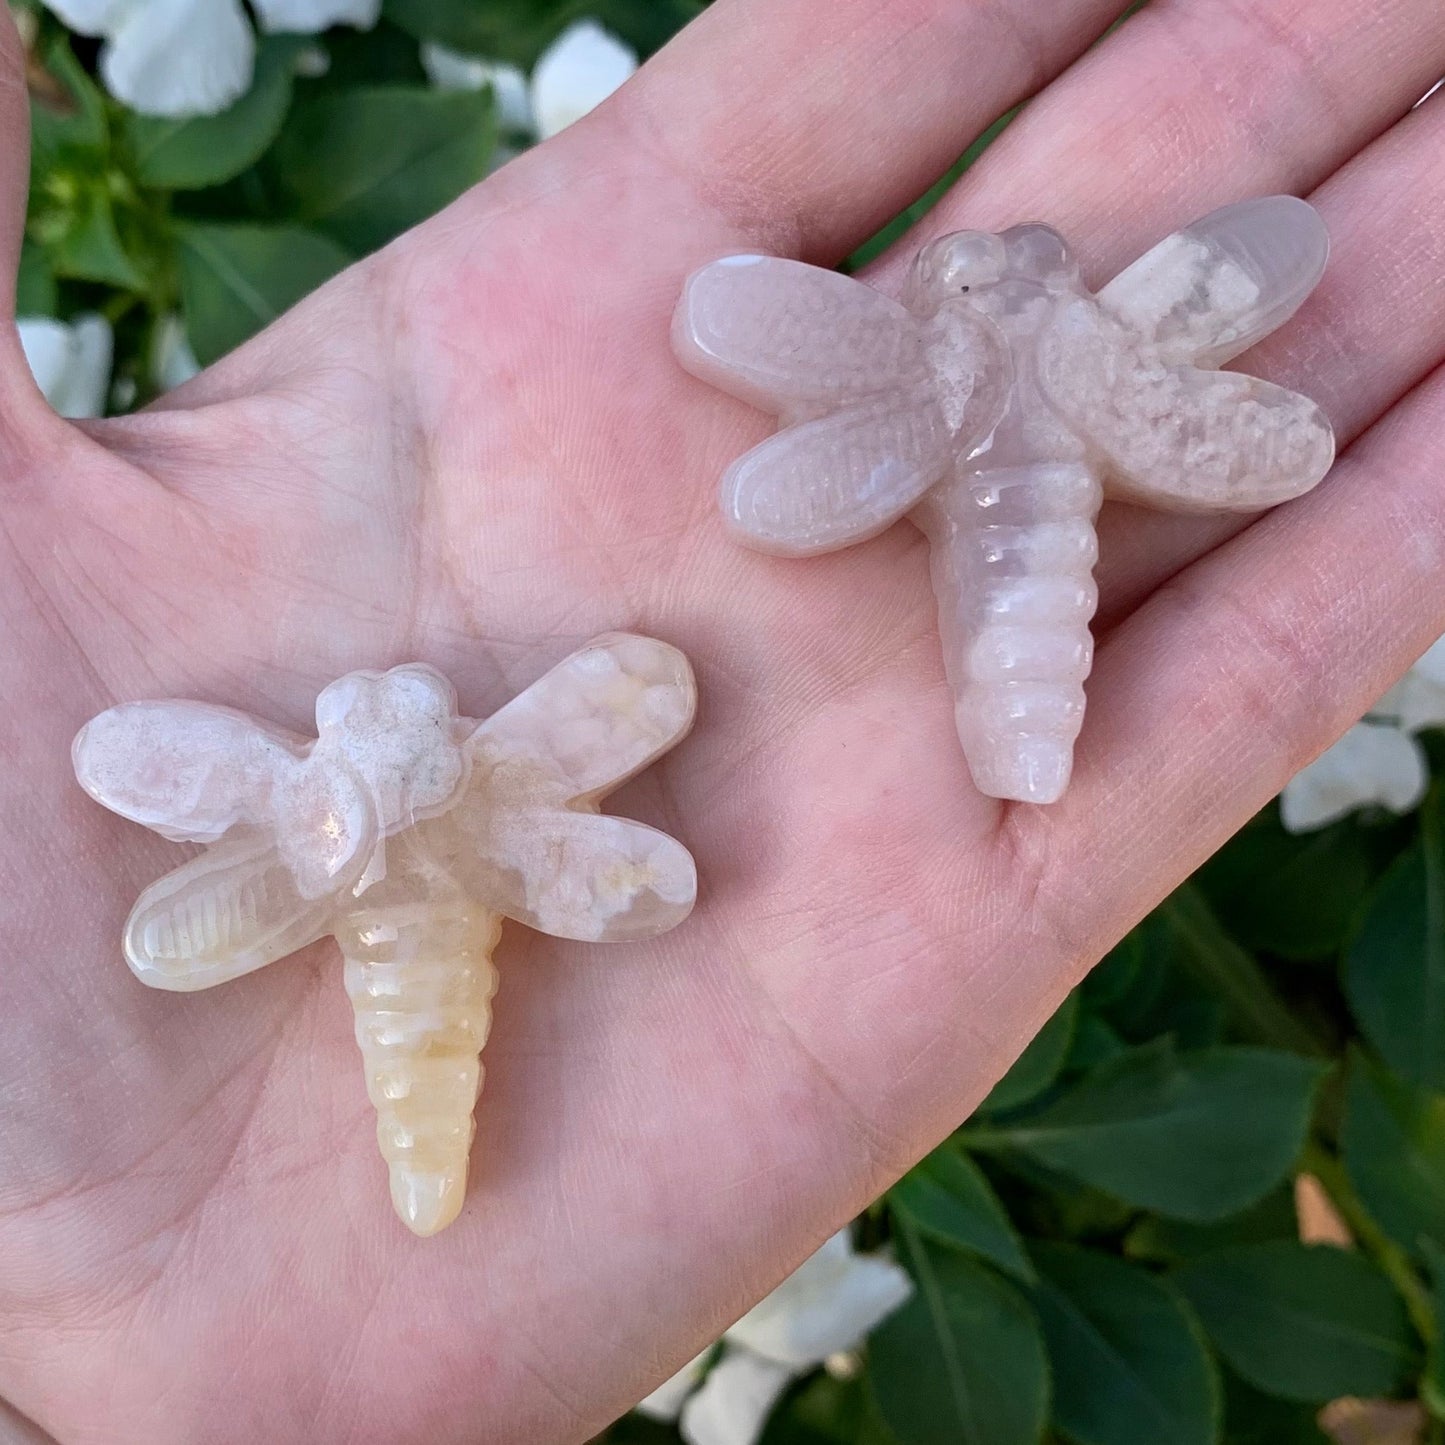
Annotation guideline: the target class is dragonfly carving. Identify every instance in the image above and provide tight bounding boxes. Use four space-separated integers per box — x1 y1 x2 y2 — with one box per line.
674 196 1336 803
73 634 697 1236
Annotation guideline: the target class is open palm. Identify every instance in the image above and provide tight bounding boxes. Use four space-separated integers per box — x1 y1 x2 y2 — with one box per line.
3 1 1444 1440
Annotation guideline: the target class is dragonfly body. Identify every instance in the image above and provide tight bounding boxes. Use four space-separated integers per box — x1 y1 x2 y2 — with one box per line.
914 253 1102 800
337 836 501 1235
676 198 1337 803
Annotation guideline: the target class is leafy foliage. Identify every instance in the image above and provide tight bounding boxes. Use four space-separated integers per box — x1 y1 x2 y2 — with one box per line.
970 1043 1325 1222
126 37 307 191
264 86 497 253
1176 1242 1419 1403
17 5 1445 1444
176 221 352 364
868 1225 1050 1445
1342 791 1445 1089
1028 1243 1220 1445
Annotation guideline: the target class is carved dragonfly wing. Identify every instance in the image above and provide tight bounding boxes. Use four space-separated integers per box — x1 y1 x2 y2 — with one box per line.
74 697 378 897
458 807 697 942
73 700 302 843
468 634 696 806
675 256 963 554
123 835 338 991
74 700 374 988
1099 195 1329 370
1037 298 1335 513
452 635 698 938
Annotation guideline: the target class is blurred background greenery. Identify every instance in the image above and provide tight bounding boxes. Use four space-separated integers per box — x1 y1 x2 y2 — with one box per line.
13 3 1445 1443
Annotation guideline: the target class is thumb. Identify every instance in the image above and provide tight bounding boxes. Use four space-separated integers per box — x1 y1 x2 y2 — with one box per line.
0 7 37 429
0 8 27 319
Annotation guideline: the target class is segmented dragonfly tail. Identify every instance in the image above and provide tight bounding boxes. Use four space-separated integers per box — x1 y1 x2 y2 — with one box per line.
339 895 501 1236
915 462 1102 804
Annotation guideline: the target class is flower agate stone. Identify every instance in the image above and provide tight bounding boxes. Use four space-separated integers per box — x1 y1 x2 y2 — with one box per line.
73 635 697 1236
674 197 1336 803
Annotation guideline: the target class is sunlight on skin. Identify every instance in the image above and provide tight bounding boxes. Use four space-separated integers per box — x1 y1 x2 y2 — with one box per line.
2 0 1445 1442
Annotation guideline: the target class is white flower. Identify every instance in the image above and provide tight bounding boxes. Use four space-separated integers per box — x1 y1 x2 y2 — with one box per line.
1280 722 1429 833
682 1352 795 1445
1280 635 1445 833
17 314 113 419
421 41 532 131
636 1231 913 1445
39 0 377 118
635 1351 709 1422
152 315 201 392
1378 636 1445 734
530 20 636 140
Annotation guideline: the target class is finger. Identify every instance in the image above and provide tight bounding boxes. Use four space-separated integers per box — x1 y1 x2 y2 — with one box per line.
611 0 1134 261
1044 362 1445 956
0 7 36 426
1094 89 1445 627
871 0 1445 287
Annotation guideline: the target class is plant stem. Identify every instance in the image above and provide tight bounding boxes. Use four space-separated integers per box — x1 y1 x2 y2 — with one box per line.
1159 884 1332 1057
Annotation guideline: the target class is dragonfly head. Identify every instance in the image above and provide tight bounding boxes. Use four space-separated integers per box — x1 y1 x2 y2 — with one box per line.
906 225 1083 316
313 665 470 835
905 231 1008 313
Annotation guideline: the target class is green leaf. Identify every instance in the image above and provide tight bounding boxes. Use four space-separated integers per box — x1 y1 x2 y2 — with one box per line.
128 38 303 191
888 1146 1034 1283
1029 1244 1220 1445
1422 1239 1445 1419
759 1374 894 1445
1156 885 1327 1056
976 1043 1325 1221
600 1411 677 1443
1341 1048 1445 1258
29 37 108 168
1197 808 1388 960
1175 1242 1419 1404
177 221 352 364
1067 1010 1129 1073
1086 912 1235 1051
982 992 1080 1113
1084 929 1148 1009
1343 794 1445 1089
267 86 495 253
1220 1373 1329 1445
50 188 146 290
1125 1188 1300 1266
867 1226 1048 1445
316 19 429 86
994 1155 1140 1241
15 242 57 315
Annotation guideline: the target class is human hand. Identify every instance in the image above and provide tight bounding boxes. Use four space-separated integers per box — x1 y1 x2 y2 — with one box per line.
1 0 1443 1440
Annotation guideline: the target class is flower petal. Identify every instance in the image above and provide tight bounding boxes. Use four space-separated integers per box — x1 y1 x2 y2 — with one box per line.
152 315 201 392
1411 635 1445 690
252 0 379 34
1280 722 1429 833
680 1347 793 1445
634 1351 708 1422
101 0 255 118
724 1231 914 1370
18 314 113 418
421 42 532 131
530 19 636 140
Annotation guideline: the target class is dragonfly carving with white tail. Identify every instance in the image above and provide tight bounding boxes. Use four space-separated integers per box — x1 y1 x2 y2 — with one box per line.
674 197 1336 803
